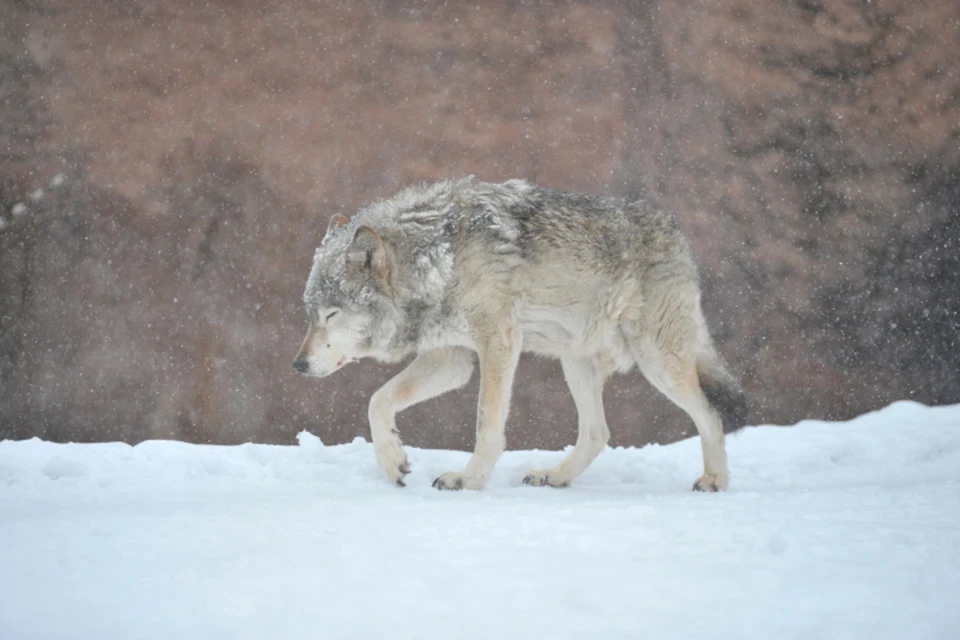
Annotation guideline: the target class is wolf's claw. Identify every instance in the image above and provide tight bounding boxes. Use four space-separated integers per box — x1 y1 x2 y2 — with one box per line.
692 473 727 492
375 439 410 487
394 461 411 487
432 475 463 490
432 471 485 490
522 470 570 488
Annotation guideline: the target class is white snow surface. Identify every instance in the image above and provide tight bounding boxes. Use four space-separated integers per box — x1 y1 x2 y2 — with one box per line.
2 401 959 640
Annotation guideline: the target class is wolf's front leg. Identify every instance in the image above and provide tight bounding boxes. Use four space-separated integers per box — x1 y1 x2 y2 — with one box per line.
523 355 611 488
433 323 521 491
368 348 475 486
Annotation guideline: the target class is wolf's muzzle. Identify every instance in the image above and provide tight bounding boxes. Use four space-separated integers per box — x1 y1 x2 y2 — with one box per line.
292 358 309 374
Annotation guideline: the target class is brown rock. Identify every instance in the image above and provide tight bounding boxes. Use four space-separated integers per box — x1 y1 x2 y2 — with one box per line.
1 0 958 451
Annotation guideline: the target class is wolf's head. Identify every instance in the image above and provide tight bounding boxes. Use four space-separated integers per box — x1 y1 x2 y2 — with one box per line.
292 214 400 377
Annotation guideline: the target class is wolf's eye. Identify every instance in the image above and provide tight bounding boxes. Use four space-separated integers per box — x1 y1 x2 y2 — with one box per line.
325 310 339 322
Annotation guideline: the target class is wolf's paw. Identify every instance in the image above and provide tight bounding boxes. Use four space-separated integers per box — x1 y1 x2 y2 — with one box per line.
374 439 410 487
432 471 483 491
692 473 728 492
522 469 570 488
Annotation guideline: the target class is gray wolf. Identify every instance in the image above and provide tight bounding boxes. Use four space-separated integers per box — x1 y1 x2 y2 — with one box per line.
293 178 747 491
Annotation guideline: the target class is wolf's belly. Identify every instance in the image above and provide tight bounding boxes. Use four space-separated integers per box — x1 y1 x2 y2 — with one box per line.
518 304 607 356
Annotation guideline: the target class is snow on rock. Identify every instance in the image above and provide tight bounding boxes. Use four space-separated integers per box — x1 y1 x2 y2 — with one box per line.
295 429 324 450
1 401 959 639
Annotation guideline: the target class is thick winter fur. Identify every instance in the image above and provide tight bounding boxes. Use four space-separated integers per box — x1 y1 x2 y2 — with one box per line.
294 178 747 492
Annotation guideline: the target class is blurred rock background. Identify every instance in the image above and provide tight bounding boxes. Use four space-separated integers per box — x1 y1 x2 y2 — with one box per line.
1 0 958 450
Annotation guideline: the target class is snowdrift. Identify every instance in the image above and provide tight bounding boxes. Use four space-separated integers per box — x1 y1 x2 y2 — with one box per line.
2 401 959 639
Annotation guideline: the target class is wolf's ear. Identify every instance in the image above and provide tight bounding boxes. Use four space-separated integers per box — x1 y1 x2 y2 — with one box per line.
347 225 390 285
324 214 349 239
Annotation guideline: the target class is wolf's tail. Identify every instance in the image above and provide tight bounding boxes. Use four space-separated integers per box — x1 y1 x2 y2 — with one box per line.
697 351 748 435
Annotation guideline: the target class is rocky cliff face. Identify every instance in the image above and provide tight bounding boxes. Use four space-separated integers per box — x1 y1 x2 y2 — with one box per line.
2 0 958 449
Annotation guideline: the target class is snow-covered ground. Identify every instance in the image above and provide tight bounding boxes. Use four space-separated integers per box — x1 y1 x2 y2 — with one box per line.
2 401 959 640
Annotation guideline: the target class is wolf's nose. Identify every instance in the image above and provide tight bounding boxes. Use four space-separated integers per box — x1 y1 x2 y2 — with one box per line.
292 358 309 373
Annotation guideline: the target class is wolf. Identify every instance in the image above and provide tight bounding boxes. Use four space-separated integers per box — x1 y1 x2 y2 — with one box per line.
293 177 747 491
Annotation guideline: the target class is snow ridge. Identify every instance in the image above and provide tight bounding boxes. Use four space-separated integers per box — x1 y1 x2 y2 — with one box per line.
1 401 959 639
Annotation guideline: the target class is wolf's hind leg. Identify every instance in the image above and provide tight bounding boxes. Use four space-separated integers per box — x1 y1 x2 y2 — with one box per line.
634 348 729 491
368 347 474 486
523 355 610 488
